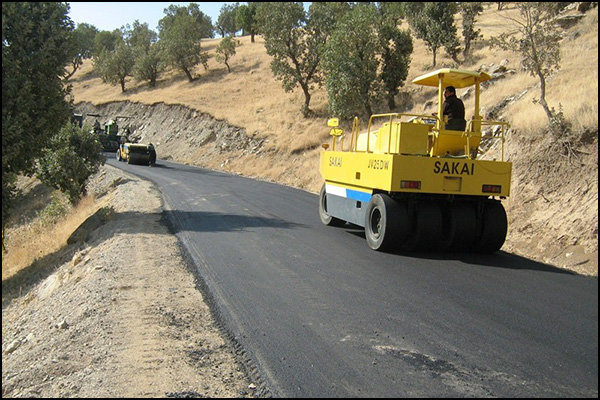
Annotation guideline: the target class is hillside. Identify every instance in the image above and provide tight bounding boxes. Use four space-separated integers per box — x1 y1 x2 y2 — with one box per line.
68 4 597 274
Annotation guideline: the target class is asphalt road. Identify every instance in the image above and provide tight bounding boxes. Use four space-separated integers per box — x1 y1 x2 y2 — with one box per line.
107 155 598 397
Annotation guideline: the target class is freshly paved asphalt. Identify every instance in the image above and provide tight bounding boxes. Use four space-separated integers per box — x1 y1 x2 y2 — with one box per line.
107 155 598 397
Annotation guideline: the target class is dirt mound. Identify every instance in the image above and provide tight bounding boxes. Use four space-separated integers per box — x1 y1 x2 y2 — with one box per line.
484 125 598 275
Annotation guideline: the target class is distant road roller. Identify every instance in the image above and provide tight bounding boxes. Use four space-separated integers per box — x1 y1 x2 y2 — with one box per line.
319 69 511 252
116 142 156 166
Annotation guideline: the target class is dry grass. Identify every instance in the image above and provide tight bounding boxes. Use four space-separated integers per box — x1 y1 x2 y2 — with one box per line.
68 4 598 192
71 35 330 153
2 189 103 281
504 7 599 134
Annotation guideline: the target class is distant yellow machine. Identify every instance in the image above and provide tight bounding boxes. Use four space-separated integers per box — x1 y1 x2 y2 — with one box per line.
319 69 511 252
116 142 156 166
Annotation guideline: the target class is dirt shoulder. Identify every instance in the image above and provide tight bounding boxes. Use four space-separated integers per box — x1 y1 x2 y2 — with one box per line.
2 165 260 398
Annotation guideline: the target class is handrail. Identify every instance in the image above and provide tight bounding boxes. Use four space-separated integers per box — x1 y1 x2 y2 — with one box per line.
479 120 510 161
364 113 440 153
329 114 509 161
433 119 509 161
351 117 359 151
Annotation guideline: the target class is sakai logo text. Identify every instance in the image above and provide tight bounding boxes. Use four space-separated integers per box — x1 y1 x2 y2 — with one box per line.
329 156 342 167
368 159 389 170
433 161 475 175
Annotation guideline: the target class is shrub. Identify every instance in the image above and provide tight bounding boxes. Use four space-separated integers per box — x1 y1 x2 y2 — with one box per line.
36 122 105 203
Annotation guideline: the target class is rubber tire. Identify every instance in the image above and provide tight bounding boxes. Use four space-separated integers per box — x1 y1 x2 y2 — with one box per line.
127 155 131 164
318 184 345 227
401 201 443 252
365 194 406 251
116 149 122 161
475 201 508 253
440 202 477 252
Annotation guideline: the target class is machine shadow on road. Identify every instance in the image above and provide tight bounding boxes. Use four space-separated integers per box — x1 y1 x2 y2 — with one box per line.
419 251 576 275
344 226 576 275
162 210 305 233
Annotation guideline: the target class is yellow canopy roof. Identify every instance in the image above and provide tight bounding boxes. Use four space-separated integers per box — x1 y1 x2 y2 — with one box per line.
412 69 492 88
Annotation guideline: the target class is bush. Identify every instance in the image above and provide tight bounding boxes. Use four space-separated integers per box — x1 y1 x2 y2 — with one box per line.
215 36 239 73
40 194 72 226
36 122 106 203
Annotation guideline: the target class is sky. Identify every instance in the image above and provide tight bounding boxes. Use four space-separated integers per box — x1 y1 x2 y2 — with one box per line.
67 2 229 32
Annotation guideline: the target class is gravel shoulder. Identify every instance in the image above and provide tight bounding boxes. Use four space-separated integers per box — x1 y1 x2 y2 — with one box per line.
2 165 258 398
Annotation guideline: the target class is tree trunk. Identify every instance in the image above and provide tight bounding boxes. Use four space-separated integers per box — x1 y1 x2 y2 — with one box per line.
537 71 554 126
388 93 396 111
120 78 126 92
463 40 471 58
363 96 373 117
182 66 194 82
364 102 373 117
251 32 255 43
65 64 77 81
432 48 437 67
300 83 312 117
225 61 231 73
150 66 157 87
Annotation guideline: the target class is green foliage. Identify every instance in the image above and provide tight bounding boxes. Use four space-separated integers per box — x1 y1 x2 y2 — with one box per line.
93 29 121 56
159 4 210 82
236 3 259 42
323 4 382 118
133 43 165 87
217 3 240 37
2 2 74 237
492 4 562 79
65 22 99 80
378 21 413 110
2 172 17 243
126 21 165 87
257 2 349 117
323 4 413 118
40 194 72 226
216 36 240 73
160 3 214 38
36 123 106 204
459 2 483 57
93 39 135 92
491 2 563 129
306 2 352 38
403 2 460 66
125 20 157 51
548 103 572 135
257 2 311 115
377 2 405 23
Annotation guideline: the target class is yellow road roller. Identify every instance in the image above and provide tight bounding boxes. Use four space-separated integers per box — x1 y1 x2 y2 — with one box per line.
319 69 511 252
116 142 156 166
